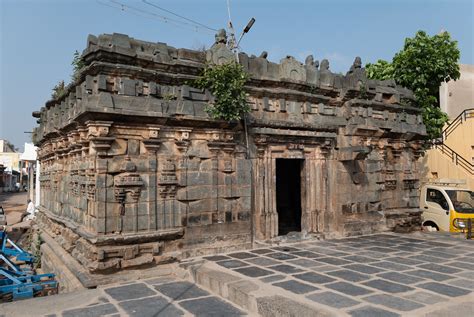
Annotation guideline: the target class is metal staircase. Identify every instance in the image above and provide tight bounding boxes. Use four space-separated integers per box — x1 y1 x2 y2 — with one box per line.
433 108 474 175
442 108 474 140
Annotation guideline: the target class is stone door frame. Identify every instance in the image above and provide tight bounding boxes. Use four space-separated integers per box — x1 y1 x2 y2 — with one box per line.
252 139 331 240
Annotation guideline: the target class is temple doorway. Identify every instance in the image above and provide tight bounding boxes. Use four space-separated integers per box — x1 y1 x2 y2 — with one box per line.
276 159 303 235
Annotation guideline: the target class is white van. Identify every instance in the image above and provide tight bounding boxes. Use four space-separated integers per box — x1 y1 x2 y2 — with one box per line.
420 179 474 232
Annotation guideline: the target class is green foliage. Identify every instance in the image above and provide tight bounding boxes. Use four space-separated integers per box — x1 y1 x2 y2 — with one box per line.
366 59 394 80
51 80 66 99
71 50 85 82
365 31 460 139
51 50 85 100
393 31 460 139
193 62 250 121
163 93 177 101
422 103 449 140
392 31 460 97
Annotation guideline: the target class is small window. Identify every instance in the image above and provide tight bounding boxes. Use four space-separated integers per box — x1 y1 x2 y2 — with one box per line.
427 188 448 210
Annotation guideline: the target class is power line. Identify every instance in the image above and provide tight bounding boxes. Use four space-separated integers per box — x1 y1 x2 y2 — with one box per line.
142 0 218 32
108 0 201 30
96 0 214 35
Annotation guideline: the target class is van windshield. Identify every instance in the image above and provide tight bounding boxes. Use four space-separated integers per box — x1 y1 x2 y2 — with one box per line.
446 190 474 214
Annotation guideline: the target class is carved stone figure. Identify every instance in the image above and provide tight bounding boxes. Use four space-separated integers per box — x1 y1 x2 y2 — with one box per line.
213 28 227 46
346 56 367 89
279 56 306 81
206 29 235 65
259 51 268 59
320 59 330 72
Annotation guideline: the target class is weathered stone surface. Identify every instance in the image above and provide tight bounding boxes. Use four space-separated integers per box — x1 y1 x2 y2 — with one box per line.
179 296 245 316
154 281 210 300
256 295 336 317
33 31 426 280
119 296 184 316
307 291 360 308
273 280 319 294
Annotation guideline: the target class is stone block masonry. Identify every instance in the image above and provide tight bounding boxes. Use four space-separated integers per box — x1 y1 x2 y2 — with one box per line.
32 30 426 284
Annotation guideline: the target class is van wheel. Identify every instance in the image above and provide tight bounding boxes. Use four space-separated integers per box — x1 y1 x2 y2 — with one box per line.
423 221 439 231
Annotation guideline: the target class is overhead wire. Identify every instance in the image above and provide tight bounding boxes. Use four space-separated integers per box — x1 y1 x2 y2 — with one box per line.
96 0 215 35
108 0 211 33
142 0 218 32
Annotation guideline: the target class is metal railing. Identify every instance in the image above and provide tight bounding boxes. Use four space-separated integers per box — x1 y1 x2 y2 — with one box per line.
432 142 474 175
431 108 474 175
442 108 474 140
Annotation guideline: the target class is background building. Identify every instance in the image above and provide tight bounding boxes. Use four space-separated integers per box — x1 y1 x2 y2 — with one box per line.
20 142 38 201
0 139 21 192
420 64 474 189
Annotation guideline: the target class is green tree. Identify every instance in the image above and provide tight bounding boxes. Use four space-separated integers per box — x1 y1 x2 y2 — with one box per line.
366 31 460 139
193 62 250 121
366 59 394 81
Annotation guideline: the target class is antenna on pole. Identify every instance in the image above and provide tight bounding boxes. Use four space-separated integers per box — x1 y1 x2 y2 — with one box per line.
225 0 255 63
226 0 237 52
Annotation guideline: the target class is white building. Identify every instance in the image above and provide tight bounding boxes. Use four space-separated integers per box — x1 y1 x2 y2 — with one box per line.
20 143 38 201
0 139 21 192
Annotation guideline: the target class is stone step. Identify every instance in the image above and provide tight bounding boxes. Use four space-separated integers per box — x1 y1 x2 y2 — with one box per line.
342 219 387 237
182 260 340 317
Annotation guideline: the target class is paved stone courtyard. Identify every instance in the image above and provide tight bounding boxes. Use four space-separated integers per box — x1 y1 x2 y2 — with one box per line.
1 232 472 316
197 232 473 316
0 276 246 317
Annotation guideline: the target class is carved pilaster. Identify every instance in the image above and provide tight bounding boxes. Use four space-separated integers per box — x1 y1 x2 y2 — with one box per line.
114 174 143 201
87 121 114 157
319 139 333 158
175 129 192 152
142 126 161 153
157 160 178 199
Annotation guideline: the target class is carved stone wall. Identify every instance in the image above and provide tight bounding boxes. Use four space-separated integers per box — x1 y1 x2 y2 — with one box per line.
32 31 426 276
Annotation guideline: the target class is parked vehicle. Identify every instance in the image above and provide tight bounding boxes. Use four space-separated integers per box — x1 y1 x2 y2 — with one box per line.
0 206 6 226
420 179 474 233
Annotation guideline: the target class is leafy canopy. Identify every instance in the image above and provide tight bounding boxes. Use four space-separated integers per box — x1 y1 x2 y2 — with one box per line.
392 31 460 97
193 62 250 121
366 31 460 139
365 59 394 81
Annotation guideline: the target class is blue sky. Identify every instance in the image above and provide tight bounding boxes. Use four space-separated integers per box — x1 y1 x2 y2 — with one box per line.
1 0 473 150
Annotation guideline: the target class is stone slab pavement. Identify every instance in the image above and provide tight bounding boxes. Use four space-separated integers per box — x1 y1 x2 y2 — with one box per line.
1 231 472 316
0 276 250 317
191 231 473 317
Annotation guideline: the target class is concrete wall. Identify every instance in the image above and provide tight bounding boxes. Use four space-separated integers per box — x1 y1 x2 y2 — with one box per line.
440 64 474 119
420 148 474 190
420 118 474 191
444 118 474 163
0 152 21 172
421 64 474 189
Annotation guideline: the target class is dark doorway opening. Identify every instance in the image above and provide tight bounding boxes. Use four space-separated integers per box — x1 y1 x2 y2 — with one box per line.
276 159 303 235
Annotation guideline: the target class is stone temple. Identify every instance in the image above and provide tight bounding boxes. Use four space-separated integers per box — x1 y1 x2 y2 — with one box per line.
32 31 426 288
